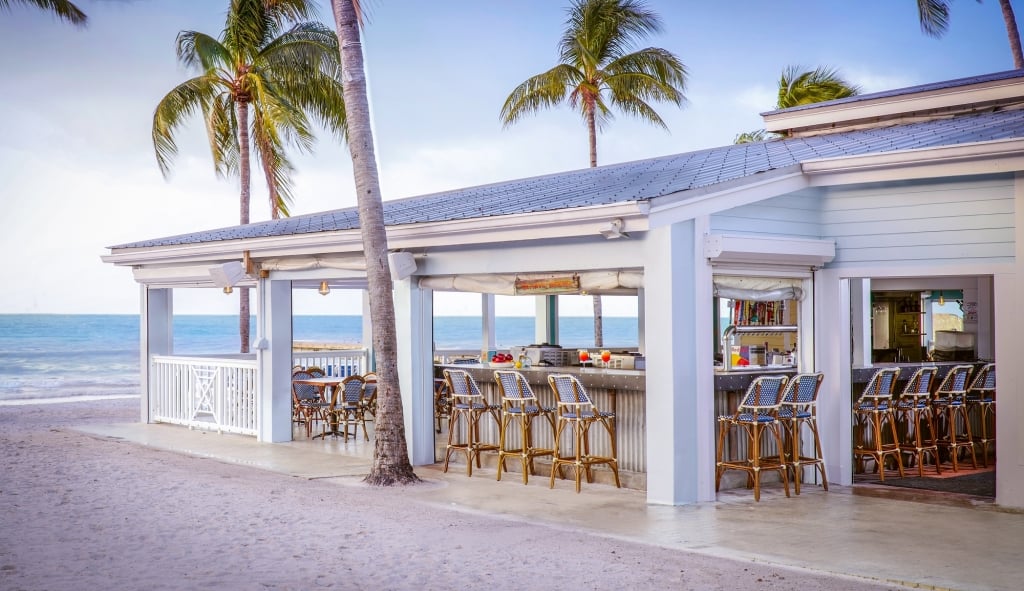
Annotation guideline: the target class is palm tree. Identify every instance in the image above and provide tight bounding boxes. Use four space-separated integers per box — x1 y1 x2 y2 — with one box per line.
500 0 688 346
152 0 346 353
330 0 419 486
916 0 1023 69
1 0 86 26
734 65 860 144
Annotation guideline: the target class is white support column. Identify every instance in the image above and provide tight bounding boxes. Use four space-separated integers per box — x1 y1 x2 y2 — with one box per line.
643 218 714 504
636 287 646 354
362 289 375 371
394 278 436 466
976 276 994 360
850 278 871 367
257 279 293 442
993 172 1024 508
480 293 496 359
535 295 558 344
815 271 853 486
141 286 173 424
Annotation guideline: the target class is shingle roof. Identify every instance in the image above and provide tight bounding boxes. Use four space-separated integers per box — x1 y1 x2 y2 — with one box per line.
111 107 1024 250
762 69 1024 116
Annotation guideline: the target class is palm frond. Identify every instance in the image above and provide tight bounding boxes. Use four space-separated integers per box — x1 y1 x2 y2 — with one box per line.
734 129 770 144
204 94 240 178
777 65 860 109
604 47 688 105
152 76 224 177
560 0 662 67
176 31 233 74
917 0 952 37
500 64 581 127
2 0 87 26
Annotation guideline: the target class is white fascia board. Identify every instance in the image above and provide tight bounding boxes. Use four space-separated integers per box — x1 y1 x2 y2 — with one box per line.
384 202 649 249
802 138 1024 186
763 77 1024 133
132 264 257 288
646 165 808 228
102 202 649 267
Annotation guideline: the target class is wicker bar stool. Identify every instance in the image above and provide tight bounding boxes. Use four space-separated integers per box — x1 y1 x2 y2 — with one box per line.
547 374 620 493
852 367 903 481
442 368 500 476
932 364 978 472
894 366 942 477
778 373 827 495
716 374 791 501
965 363 996 467
494 370 556 484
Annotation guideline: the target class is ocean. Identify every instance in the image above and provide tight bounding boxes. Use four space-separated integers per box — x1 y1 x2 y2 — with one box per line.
0 314 638 402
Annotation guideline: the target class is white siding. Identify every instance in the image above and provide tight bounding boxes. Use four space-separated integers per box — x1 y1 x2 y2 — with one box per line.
710 190 822 238
822 176 1015 266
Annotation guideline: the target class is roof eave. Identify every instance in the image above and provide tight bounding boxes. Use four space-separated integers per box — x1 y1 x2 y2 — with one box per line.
764 76 1024 134
101 201 650 268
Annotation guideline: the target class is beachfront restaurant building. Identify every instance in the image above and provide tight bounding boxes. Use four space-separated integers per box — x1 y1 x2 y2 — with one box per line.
104 69 1024 508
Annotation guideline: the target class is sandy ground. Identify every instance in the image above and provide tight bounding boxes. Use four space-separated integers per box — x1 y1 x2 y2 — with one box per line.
0 398 902 591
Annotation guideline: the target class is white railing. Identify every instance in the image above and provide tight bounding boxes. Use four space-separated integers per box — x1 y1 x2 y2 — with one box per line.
150 356 259 436
293 349 370 377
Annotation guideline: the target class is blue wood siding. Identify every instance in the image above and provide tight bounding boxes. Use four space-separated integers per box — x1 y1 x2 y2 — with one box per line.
821 176 1014 266
710 190 822 238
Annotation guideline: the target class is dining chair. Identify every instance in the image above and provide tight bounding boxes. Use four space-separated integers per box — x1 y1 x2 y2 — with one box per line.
494 370 556 484
716 374 790 501
547 374 620 493
965 363 995 467
852 367 903 481
931 364 978 472
894 366 941 477
320 374 366 440
433 378 451 434
442 368 500 476
360 373 378 423
291 369 328 438
778 372 827 495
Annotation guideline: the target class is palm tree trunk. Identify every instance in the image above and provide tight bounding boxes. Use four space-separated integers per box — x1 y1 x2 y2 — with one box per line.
237 100 252 354
331 0 418 485
585 102 603 347
999 0 1024 69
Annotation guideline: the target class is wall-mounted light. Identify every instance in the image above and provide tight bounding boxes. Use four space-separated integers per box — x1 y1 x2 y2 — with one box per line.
223 286 233 295
938 291 945 306
318 281 330 296
599 218 629 239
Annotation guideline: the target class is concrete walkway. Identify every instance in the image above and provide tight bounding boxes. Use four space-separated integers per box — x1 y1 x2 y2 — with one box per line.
76 422 1022 591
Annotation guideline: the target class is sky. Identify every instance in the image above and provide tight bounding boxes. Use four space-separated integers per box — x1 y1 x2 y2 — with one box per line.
0 0 1018 317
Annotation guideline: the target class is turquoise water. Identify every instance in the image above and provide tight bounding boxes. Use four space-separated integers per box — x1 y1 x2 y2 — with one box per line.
0 314 637 401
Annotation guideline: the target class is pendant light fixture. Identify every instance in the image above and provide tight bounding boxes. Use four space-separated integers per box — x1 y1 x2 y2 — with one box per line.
318 281 330 296
223 286 233 295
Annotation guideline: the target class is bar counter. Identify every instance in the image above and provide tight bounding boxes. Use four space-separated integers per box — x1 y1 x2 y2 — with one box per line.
434 363 647 487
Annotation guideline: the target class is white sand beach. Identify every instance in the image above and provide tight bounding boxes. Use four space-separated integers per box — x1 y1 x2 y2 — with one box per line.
0 398 901 590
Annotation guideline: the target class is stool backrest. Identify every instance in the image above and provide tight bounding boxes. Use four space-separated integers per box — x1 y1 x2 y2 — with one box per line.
548 374 592 406
899 366 938 399
494 370 536 402
444 368 482 403
738 375 788 412
968 363 995 394
782 373 824 407
856 367 900 407
935 364 974 399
